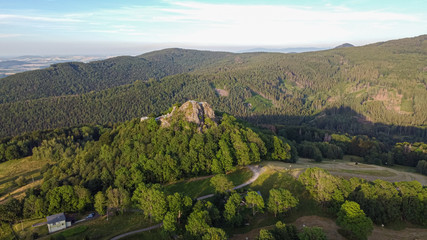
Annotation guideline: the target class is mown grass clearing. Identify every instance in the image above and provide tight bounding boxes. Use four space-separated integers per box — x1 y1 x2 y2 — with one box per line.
388 164 418 173
46 212 154 240
245 94 273 112
122 228 166 240
331 169 397 177
61 225 88 237
164 167 252 198
0 156 47 201
249 168 305 197
12 218 48 239
261 157 426 184
0 156 46 180
400 98 414 112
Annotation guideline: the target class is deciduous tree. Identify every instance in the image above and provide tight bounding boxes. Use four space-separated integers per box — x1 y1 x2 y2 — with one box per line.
245 191 264 216
94 191 106 215
267 188 298 217
224 193 242 225
185 210 211 236
336 201 373 240
132 183 167 222
271 136 291 161
298 227 327 240
202 227 227 240
210 174 234 194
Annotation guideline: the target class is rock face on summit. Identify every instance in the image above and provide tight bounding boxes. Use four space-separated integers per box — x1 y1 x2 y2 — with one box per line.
155 100 216 128
179 101 215 125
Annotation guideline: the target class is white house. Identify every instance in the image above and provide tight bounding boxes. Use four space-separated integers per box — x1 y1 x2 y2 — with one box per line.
46 213 71 233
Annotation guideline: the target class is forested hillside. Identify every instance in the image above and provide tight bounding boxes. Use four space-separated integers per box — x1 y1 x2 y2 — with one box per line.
0 49 232 104
0 35 426 139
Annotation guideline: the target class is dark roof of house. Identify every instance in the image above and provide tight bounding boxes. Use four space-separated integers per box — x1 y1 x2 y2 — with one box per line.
46 213 66 224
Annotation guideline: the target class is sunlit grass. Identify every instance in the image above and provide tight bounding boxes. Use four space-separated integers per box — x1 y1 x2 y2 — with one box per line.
0 156 47 201
49 212 154 240
330 169 396 177
245 94 273 112
164 167 252 198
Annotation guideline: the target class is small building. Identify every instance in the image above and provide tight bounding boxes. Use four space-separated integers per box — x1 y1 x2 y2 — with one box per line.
46 213 71 233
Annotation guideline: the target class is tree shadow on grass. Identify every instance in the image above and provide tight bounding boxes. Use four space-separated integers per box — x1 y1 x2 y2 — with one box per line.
249 169 329 222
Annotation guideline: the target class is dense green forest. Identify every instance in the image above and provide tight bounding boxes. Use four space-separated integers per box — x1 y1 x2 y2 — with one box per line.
0 49 232 104
0 106 426 239
0 35 426 140
0 104 284 238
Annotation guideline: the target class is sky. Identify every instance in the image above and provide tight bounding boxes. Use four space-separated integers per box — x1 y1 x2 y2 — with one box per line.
0 0 426 56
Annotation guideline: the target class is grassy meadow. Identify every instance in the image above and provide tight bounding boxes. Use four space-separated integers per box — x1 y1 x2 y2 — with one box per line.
0 156 47 202
164 167 252 198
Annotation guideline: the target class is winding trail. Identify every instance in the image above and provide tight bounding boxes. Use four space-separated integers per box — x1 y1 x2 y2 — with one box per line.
110 165 263 240
110 223 162 240
196 165 264 201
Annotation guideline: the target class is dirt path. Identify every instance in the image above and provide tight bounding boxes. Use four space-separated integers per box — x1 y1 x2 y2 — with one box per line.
110 223 162 240
233 165 265 190
196 165 263 200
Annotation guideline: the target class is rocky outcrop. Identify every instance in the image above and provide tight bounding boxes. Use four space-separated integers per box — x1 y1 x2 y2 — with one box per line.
150 100 216 129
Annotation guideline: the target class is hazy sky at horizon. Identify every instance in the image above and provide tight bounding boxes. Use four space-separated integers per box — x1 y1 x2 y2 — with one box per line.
0 0 426 56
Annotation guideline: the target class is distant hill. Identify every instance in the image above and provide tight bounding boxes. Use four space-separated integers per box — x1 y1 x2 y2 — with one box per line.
334 43 354 48
0 49 232 104
239 47 327 53
0 35 426 139
0 60 29 68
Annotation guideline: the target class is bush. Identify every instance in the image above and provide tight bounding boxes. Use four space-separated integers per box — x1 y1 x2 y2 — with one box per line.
316 142 343 159
15 176 27 187
298 226 327 240
298 142 323 162
337 201 373 240
416 160 427 175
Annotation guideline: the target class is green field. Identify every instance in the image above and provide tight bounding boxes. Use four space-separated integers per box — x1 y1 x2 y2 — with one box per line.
164 167 252 198
45 212 154 240
61 225 88 237
388 164 418 173
245 94 273 112
0 156 47 201
12 218 48 239
400 98 414 112
331 168 396 177
122 228 166 240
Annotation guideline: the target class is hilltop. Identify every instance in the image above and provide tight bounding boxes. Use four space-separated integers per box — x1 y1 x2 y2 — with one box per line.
0 35 426 139
334 43 354 48
152 100 216 129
